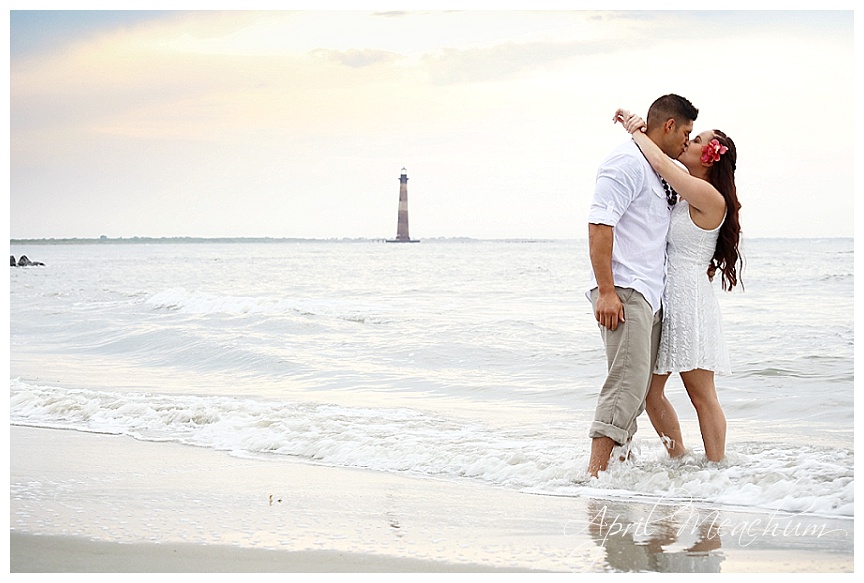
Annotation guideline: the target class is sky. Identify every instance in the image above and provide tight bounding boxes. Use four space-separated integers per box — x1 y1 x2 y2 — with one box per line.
6 6 858 240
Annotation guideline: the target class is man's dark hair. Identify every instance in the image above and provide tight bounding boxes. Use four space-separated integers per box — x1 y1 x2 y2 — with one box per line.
646 94 698 131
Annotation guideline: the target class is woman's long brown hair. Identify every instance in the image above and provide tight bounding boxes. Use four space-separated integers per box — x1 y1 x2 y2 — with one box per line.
706 130 743 291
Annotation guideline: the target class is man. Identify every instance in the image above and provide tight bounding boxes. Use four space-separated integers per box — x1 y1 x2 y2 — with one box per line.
586 94 698 477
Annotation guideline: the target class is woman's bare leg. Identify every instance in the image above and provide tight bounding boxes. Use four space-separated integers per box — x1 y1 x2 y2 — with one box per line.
680 369 726 462
645 373 685 457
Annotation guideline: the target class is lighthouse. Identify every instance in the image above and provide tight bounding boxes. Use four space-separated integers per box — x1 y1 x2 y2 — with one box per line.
387 167 418 243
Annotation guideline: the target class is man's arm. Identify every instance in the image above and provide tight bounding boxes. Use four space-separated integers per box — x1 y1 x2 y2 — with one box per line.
588 223 624 331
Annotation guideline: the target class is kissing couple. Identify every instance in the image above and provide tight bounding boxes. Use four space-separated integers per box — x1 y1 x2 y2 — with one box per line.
586 94 743 477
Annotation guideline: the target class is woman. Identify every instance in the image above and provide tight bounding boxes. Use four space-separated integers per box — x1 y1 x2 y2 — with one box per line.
614 108 742 462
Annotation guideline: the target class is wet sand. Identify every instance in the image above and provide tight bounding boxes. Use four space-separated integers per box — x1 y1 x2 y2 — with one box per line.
10 426 853 572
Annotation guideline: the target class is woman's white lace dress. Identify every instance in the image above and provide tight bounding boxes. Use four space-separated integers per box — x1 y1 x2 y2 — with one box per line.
655 199 731 375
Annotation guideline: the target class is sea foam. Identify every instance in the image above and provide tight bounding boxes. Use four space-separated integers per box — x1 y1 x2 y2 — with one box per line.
10 378 853 519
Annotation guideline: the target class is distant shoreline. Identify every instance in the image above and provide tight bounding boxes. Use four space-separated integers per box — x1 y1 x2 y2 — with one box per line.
9 237 565 245
11 236 388 245
9 236 851 246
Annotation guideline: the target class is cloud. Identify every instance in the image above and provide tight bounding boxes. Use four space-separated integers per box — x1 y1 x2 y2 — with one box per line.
311 48 402 68
8 10 855 239
421 38 628 85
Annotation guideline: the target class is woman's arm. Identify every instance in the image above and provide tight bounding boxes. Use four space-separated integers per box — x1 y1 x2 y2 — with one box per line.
614 110 725 215
632 130 724 214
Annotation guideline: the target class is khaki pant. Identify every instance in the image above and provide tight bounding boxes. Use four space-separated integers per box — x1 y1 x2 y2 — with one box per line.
589 287 662 445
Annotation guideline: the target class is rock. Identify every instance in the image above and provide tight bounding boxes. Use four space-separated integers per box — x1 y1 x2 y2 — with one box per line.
15 255 44 267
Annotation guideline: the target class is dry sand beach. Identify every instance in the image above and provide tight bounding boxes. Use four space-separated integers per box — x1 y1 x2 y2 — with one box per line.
10 426 853 573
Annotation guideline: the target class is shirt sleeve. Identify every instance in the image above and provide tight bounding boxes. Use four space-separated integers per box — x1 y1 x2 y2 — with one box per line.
588 149 644 227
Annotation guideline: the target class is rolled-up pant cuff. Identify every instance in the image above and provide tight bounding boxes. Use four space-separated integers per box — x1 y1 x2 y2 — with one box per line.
589 420 632 446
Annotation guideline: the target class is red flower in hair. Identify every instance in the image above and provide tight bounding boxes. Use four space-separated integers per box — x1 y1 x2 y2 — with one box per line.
701 138 728 164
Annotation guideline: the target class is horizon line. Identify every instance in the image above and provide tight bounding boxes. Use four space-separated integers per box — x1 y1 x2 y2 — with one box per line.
10 235 853 244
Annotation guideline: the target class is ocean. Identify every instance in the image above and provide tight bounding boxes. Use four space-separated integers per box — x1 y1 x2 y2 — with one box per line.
9 238 854 522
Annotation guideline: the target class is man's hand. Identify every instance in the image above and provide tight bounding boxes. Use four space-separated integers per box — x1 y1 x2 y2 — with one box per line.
588 223 624 331
595 289 625 331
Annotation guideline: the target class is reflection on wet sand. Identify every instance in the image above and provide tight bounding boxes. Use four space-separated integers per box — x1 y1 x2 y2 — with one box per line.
570 499 724 572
